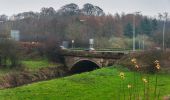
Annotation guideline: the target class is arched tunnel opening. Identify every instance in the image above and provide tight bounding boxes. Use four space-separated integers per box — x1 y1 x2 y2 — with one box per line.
70 60 100 74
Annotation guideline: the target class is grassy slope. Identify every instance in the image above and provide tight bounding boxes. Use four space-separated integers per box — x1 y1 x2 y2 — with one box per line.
0 66 170 100
23 59 59 71
0 59 58 76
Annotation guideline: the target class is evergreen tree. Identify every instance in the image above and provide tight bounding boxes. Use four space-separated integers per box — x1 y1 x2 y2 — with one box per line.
140 17 152 35
124 23 133 38
151 18 158 31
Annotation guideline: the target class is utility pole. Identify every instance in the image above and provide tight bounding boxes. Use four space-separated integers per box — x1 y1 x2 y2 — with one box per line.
133 11 141 51
142 35 145 50
162 12 168 51
138 39 141 49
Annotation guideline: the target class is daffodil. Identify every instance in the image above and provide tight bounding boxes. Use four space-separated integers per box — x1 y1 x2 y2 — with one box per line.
155 63 160 70
131 58 137 64
154 60 159 64
127 84 132 88
119 72 125 79
135 64 140 69
142 78 148 83
154 60 161 70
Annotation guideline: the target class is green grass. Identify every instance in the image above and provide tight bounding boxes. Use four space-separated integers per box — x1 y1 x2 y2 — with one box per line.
22 59 58 71
0 66 170 100
0 59 59 76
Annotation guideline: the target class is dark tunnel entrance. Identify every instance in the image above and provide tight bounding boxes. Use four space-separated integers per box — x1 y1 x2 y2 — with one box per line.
70 60 100 74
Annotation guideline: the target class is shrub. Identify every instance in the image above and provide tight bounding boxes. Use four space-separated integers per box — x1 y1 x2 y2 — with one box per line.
43 35 64 63
139 50 161 73
0 38 21 67
117 50 162 74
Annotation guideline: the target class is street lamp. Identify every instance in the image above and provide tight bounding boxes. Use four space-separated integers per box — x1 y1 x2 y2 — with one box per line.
80 19 86 22
89 38 94 49
71 40 74 49
159 12 168 51
142 35 145 50
162 12 168 51
80 19 95 50
133 11 141 51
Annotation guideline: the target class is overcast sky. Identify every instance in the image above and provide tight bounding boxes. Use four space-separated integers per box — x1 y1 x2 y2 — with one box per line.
0 0 169 17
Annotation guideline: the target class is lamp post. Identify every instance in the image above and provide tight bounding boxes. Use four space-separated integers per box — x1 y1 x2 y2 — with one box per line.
162 12 168 51
80 19 87 33
71 40 74 49
80 19 86 22
159 12 168 51
80 19 95 50
133 11 141 51
0 21 3 66
142 35 145 50
89 38 94 49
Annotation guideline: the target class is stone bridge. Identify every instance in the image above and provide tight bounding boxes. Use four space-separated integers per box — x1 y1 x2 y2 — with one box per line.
60 50 127 73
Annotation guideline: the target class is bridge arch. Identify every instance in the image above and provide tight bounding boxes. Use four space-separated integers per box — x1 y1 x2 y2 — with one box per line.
70 59 101 74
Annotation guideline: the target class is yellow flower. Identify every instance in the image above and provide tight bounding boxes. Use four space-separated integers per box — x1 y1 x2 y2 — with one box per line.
154 60 159 64
156 63 160 70
131 58 137 64
127 84 132 88
142 78 148 83
119 72 125 79
154 60 161 70
135 64 140 69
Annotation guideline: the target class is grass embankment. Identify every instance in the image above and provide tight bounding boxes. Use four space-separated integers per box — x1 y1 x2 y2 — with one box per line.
0 59 59 76
22 59 59 71
0 59 62 88
0 66 170 100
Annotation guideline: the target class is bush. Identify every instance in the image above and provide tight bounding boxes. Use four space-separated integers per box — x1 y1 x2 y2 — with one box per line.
140 50 161 73
117 50 162 74
0 66 66 89
0 38 21 67
44 36 64 63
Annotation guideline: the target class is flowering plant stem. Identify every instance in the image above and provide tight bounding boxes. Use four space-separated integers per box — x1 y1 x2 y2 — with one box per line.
154 73 158 99
133 72 136 100
146 75 150 100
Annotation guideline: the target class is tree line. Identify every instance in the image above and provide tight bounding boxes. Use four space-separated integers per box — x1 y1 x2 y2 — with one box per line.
0 3 169 49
